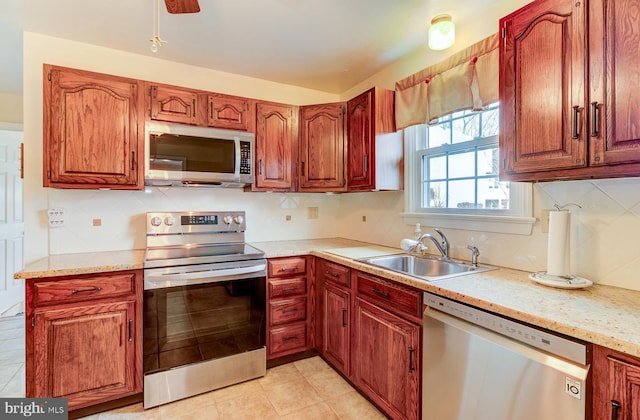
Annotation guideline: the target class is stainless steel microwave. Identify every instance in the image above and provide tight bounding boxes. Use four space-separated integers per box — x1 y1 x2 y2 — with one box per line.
144 122 254 187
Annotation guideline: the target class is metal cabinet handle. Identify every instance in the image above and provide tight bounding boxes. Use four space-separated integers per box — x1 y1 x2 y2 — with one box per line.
363 154 368 174
282 336 299 341
572 105 580 139
192 99 196 117
279 267 298 272
342 308 347 327
71 287 102 294
259 159 263 175
301 161 305 177
326 271 340 278
128 319 133 342
591 101 599 137
409 347 415 373
282 308 298 314
372 288 389 298
611 400 621 420
131 151 136 170
282 286 299 292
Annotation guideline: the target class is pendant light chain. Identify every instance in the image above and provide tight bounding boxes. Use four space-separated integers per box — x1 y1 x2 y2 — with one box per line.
150 0 167 52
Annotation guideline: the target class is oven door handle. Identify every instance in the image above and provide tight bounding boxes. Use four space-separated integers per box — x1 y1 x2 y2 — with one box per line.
144 264 266 289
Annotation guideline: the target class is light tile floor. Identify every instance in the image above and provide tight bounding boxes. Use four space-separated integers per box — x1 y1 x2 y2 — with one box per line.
0 314 386 419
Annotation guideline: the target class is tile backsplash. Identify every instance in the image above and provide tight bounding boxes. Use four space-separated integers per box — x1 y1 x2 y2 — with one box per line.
46 177 640 292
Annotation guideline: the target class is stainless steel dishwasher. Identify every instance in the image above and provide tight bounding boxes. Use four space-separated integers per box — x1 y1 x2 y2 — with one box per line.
422 292 590 420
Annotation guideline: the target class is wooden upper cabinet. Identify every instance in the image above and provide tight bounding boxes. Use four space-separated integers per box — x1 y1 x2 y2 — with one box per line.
207 93 251 131
346 87 400 191
589 0 640 167
253 102 296 191
500 0 640 181
299 103 347 192
149 84 198 125
499 0 587 179
44 65 143 189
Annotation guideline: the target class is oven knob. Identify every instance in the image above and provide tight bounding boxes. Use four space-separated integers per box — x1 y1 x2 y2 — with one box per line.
164 216 176 226
233 215 244 225
150 216 162 227
223 215 234 225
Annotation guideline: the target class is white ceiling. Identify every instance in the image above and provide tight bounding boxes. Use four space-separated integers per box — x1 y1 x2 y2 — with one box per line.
2 0 509 96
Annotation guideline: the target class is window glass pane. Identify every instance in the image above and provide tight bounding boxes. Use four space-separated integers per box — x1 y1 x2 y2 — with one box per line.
449 151 475 179
448 179 477 208
427 123 449 148
481 108 499 137
478 147 498 176
426 181 447 208
478 178 510 209
452 114 479 144
427 155 447 180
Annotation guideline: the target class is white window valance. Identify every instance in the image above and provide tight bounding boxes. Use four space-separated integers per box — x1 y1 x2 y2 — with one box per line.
394 33 499 130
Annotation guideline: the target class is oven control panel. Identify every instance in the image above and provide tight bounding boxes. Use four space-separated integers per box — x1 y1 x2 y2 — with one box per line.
146 211 246 235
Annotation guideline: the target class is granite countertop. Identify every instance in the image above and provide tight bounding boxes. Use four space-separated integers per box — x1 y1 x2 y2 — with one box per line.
14 238 640 359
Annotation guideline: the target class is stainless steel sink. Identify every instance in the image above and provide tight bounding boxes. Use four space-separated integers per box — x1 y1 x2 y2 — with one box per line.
357 253 497 281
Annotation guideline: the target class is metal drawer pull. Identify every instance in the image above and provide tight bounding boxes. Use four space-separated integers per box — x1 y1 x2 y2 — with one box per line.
611 400 621 420
572 105 580 139
128 319 133 342
282 286 299 291
342 308 347 327
282 336 299 341
409 347 415 373
279 266 298 272
282 308 298 314
71 287 102 294
326 271 340 278
591 101 600 137
372 288 389 298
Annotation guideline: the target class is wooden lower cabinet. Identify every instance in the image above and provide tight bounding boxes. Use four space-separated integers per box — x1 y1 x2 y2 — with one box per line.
353 297 420 420
593 344 640 420
26 270 142 412
322 281 351 376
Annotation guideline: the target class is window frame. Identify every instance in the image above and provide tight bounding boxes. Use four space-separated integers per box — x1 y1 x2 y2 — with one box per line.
401 107 535 235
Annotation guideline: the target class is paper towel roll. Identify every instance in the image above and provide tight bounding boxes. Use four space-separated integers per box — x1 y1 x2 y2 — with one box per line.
547 210 571 276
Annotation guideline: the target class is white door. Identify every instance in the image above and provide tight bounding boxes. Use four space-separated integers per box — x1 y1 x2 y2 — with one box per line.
0 128 24 316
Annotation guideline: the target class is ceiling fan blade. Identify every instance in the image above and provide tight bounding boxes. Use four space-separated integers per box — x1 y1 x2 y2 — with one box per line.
164 0 200 14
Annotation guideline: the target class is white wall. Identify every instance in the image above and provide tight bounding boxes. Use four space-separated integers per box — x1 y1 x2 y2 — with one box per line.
0 93 23 124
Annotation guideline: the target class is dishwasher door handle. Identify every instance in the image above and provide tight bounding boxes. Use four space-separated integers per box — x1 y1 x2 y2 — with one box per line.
424 307 590 380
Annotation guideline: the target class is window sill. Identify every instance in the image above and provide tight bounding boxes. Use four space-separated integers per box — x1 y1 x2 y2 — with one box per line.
401 212 536 235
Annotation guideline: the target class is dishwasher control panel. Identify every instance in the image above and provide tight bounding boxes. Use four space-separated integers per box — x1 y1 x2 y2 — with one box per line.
423 292 587 365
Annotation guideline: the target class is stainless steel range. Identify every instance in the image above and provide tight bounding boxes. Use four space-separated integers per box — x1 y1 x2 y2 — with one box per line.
143 211 266 408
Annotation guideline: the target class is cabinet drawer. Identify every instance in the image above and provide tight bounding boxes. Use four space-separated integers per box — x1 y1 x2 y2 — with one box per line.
269 324 307 356
269 297 307 326
356 272 422 319
269 277 307 298
322 261 350 287
268 257 306 277
33 272 136 307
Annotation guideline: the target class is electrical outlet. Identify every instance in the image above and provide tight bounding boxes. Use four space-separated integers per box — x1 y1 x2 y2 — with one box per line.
47 208 65 227
541 209 551 233
93 218 102 227
362 215 367 222
285 215 292 221
307 207 319 219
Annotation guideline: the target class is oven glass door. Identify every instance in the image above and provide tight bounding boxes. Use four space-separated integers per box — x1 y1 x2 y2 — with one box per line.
144 277 265 375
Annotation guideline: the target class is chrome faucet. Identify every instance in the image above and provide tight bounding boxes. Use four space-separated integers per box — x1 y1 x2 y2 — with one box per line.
413 228 450 259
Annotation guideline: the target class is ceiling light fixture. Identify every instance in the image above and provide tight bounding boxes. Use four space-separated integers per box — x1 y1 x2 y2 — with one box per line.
150 0 167 53
428 14 455 51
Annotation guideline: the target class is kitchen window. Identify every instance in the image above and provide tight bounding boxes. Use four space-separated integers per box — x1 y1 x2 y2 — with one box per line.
402 104 534 235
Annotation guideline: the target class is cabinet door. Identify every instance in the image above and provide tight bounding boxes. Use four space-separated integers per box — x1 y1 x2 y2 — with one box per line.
207 94 250 131
347 90 374 190
149 84 198 125
254 102 295 190
589 0 640 168
353 298 420 420
33 301 138 410
593 345 640 420
299 103 346 192
44 66 143 189
500 0 587 178
323 283 350 376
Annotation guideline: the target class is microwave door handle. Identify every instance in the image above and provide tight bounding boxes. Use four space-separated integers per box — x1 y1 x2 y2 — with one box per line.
235 138 242 178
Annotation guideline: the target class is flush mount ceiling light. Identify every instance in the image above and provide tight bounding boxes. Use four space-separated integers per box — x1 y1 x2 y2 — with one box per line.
428 14 455 51
149 0 168 53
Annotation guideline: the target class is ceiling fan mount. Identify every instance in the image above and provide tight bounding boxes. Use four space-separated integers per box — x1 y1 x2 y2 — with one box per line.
164 0 200 14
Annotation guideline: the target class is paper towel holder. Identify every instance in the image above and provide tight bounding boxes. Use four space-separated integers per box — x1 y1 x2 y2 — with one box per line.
554 202 582 211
